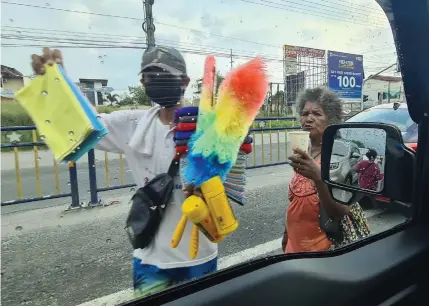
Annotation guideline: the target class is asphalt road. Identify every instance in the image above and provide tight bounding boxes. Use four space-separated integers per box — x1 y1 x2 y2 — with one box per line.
1 165 408 306
1 142 289 213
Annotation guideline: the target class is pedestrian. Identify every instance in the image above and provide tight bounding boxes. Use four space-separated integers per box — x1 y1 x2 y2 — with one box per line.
30 47 218 298
284 87 370 253
354 149 384 191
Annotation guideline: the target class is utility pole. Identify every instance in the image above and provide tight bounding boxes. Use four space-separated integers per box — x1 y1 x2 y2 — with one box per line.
142 0 155 49
230 49 234 69
387 81 391 104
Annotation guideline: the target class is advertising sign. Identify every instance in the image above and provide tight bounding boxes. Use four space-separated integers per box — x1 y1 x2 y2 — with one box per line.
0 88 15 99
284 45 325 58
284 56 297 75
327 51 364 99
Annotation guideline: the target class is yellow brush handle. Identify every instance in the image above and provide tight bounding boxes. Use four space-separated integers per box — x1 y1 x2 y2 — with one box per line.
189 224 199 259
171 215 188 248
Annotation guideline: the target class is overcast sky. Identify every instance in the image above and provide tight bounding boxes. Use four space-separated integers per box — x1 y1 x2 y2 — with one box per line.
1 0 398 99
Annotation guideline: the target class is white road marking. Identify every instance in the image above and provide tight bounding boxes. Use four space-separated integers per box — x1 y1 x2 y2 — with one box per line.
76 238 282 306
76 209 385 306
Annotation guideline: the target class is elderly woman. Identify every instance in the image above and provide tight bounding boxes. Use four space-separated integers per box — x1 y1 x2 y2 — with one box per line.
282 88 370 253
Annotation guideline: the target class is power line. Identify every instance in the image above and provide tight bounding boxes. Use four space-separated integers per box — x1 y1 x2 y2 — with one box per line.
277 0 387 20
2 0 387 57
237 0 387 28
1 26 396 65
273 0 387 23
1 1 281 49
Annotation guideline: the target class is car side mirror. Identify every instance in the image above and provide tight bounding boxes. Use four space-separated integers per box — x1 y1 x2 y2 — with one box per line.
351 152 361 159
321 123 416 203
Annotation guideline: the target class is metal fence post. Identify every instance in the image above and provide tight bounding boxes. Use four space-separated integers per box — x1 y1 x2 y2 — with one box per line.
87 149 99 205
68 161 80 208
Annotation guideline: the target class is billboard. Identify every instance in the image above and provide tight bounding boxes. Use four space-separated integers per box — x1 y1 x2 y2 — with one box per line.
284 45 325 58
327 51 364 99
285 71 305 105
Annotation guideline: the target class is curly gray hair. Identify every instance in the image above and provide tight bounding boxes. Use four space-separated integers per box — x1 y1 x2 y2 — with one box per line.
296 87 343 124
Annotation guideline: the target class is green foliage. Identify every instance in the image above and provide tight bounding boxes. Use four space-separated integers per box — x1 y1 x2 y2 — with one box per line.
120 85 151 106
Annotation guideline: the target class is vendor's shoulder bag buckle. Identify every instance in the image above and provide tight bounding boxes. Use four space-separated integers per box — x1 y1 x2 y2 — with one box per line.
125 159 179 249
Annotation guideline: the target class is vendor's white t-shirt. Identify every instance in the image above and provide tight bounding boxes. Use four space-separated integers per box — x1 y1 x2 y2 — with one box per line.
96 106 218 269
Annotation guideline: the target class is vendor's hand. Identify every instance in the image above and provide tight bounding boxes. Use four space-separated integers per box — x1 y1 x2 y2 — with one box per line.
288 148 322 182
183 185 203 199
31 47 64 75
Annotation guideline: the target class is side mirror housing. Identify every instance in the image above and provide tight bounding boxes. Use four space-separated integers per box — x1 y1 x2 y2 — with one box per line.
321 123 416 203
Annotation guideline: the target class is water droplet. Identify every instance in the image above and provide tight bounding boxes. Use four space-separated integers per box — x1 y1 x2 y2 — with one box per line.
68 131 74 136
130 187 136 192
96 115 101 119
15 226 23 231
41 90 48 96
106 238 112 243
37 156 42 160
67 182 71 186
45 120 50 124
55 78 60 82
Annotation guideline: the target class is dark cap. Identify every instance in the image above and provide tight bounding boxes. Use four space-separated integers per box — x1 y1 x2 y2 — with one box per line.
140 46 187 76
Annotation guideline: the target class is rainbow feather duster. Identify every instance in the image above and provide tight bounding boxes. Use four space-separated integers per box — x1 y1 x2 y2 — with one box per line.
185 56 268 187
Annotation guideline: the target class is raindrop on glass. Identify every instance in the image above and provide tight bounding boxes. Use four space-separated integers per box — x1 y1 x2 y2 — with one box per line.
45 120 50 124
41 90 48 96
15 226 23 231
68 131 74 137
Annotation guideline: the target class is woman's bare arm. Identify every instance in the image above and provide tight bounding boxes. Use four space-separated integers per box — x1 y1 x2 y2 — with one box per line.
314 180 350 218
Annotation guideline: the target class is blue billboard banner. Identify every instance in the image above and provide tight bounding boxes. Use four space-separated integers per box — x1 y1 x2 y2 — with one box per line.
327 51 364 99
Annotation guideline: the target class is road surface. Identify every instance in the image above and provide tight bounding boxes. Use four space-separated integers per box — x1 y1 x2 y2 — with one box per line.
1 165 408 306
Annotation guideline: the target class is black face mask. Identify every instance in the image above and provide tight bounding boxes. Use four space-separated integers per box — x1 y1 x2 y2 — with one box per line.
144 74 183 108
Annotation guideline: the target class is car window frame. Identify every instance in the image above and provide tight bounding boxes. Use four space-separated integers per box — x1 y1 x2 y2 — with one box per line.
124 0 429 304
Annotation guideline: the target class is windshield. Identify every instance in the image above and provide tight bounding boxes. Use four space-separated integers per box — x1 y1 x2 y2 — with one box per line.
333 140 349 157
347 108 414 132
1 1 408 305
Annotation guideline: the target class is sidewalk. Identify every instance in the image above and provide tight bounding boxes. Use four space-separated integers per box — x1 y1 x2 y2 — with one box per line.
1 133 287 171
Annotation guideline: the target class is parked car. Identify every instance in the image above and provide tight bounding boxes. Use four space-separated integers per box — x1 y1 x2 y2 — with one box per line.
329 139 362 186
345 102 417 209
346 102 418 151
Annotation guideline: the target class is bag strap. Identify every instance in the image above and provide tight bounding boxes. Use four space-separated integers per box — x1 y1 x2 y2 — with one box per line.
362 162 376 176
167 158 180 177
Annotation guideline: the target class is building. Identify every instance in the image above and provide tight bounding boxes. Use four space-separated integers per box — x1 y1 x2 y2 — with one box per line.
1 65 25 102
362 75 404 109
77 78 113 106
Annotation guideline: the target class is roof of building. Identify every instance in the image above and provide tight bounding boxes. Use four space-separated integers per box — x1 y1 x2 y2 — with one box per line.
1 65 24 78
368 75 402 82
79 78 108 86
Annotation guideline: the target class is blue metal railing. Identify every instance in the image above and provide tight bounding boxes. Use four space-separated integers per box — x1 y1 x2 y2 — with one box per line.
1 117 301 207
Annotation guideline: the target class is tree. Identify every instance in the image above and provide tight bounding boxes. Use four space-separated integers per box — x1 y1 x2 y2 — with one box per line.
194 72 224 94
128 85 151 106
215 72 224 92
118 85 151 106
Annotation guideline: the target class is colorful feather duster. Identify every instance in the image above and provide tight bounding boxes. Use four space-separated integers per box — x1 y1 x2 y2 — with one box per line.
185 56 268 187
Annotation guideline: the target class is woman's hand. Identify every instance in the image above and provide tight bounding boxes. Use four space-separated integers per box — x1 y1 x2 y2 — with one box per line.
31 47 64 75
288 148 322 182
